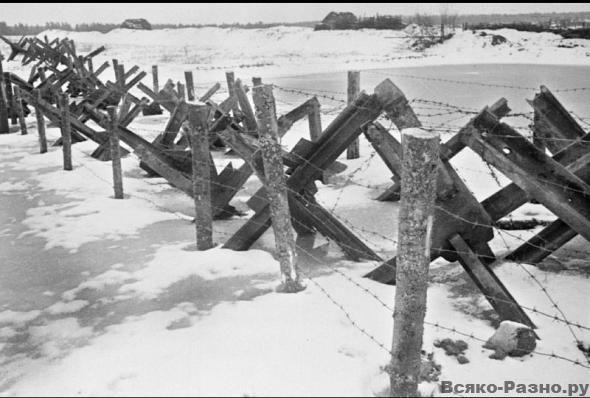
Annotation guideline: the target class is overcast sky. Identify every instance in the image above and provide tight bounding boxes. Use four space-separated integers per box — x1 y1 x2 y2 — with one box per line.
3 3 590 25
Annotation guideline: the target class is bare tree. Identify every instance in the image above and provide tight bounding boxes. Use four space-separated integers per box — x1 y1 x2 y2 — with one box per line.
439 3 458 36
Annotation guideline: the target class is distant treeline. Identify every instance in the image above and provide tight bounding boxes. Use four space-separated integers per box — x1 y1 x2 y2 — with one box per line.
315 12 408 31
0 11 589 36
467 22 590 39
455 11 590 26
0 22 119 35
0 20 318 36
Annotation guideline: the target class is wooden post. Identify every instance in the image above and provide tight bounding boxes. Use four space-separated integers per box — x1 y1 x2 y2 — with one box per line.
177 82 185 100
107 106 124 199
116 64 125 89
151 65 159 93
188 105 214 250
33 89 47 153
252 84 304 293
118 93 132 120
252 77 262 86
184 71 195 101
225 71 240 115
112 58 119 82
0 55 9 134
13 86 27 135
346 71 360 159
58 93 73 171
234 79 257 133
38 67 47 83
87 57 94 74
198 82 220 102
308 97 322 142
5 73 17 125
390 128 440 397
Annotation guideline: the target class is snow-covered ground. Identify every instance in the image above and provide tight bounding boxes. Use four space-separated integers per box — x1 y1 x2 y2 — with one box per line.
0 26 589 396
2 25 589 86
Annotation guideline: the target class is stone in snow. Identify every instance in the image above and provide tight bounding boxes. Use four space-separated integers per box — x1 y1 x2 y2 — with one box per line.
483 320 537 360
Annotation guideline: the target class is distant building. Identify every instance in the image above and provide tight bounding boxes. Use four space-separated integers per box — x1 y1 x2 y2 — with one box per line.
121 19 152 30
314 12 358 30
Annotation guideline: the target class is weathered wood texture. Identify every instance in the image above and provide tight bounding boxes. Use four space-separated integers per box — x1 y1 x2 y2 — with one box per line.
33 89 47 153
5 73 17 125
467 110 590 243
529 86 586 154
235 79 257 133
58 93 73 170
217 126 381 262
373 98 509 202
0 57 9 134
13 86 27 135
184 71 195 101
225 71 240 115
188 105 214 250
390 128 439 397
366 105 514 285
177 82 185 101
107 106 124 199
449 234 535 328
346 71 360 159
151 65 158 93
199 82 220 102
223 79 405 257
253 84 303 292
307 97 322 142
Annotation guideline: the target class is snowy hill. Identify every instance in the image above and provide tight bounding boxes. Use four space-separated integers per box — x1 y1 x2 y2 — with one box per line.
8 26 585 85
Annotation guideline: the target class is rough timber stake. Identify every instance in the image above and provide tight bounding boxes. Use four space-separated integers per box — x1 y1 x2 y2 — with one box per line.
5 73 17 125
184 71 195 101
308 97 322 142
177 82 185 101
252 84 305 293
87 57 93 74
33 89 47 153
107 106 124 199
188 105 214 250
151 65 159 93
198 82 220 102
225 71 240 115
390 128 439 397
58 93 73 171
0 55 9 134
346 70 361 159
13 86 27 135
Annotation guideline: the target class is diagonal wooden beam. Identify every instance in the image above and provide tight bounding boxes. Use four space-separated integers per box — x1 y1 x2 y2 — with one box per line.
529 85 586 154
481 132 590 222
20 89 107 145
217 126 381 261
449 234 535 328
466 109 590 242
223 79 412 256
370 98 510 202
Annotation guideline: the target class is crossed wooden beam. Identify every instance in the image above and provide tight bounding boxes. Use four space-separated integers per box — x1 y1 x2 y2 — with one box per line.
9 33 587 331
220 79 418 259
365 86 590 329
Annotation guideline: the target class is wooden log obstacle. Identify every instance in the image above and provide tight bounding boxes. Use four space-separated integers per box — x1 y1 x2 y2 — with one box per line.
3 34 588 333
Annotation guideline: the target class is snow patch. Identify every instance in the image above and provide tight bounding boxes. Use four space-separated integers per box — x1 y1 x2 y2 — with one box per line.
0 310 41 326
45 300 89 315
118 245 280 298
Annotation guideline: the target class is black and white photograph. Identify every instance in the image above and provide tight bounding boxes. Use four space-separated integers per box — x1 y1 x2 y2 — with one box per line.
0 2 589 396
